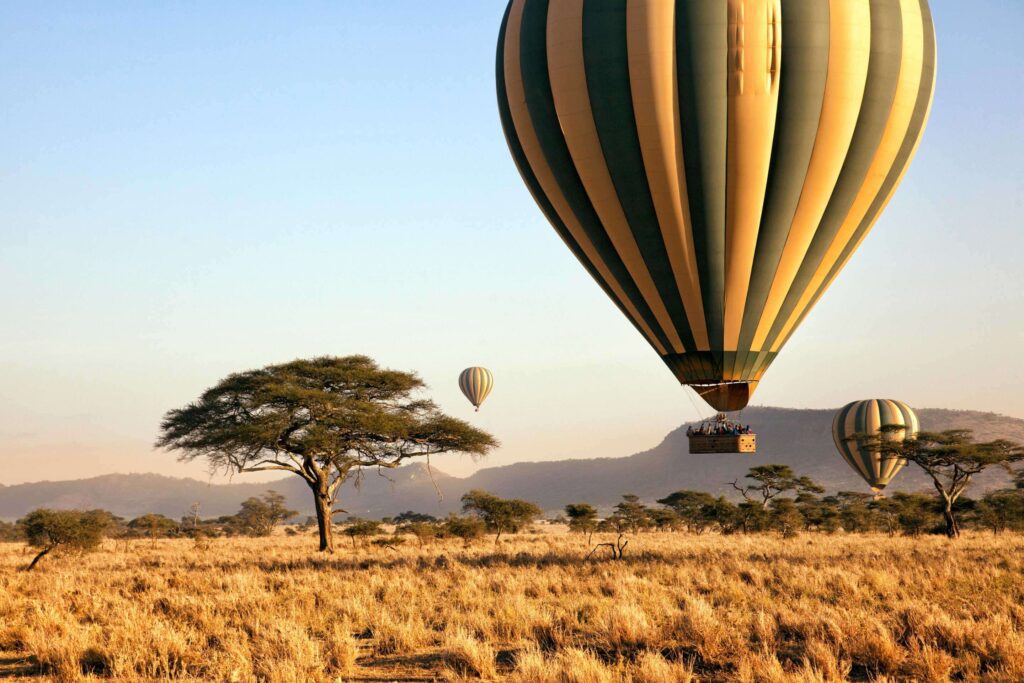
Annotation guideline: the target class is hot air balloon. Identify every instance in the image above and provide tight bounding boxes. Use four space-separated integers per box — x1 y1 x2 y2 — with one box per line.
496 0 936 412
832 399 919 493
459 367 494 411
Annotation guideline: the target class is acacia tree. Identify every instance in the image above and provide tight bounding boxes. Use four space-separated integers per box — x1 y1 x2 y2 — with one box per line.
728 465 822 533
730 465 824 509
863 428 1024 538
564 503 598 544
157 356 497 552
611 494 652 534
20 509 110 571
460 490 542 542
127 513 180 539
233 491 298 537
656 490 716 533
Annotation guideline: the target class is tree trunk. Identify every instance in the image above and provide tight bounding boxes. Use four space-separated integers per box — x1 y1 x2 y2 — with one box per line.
943 503 960 539
26 545 54 571
312 486 335 553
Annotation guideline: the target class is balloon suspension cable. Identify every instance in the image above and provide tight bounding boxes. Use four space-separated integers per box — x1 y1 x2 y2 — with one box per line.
684 385 708 423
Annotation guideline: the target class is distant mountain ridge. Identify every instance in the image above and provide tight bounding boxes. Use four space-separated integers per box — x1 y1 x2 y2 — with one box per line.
1 407 1021 520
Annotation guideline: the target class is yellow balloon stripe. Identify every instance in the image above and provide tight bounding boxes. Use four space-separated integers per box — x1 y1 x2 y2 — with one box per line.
750 0 870 352
546 0 686 354
502 0 667 356
627 0 710 351
772 0 925 352
723 0 781 355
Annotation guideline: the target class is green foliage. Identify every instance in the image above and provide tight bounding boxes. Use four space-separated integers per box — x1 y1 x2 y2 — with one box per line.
563 503 598 537
977 489 1024 533
873 493 940 536
794 493 841 533
396 521 442 546
656 491 717 533
231 491 297 537
646 507 681 531
342 519 383 548
444 515 485 544
156 355 498 553
394 511 438 524
736 501 771 533
835 492 876 533
0 519 21 542
732 465 824 508
127 513 180 539
460 490 542 541
608 494 653 534
769 499 804 538
701 497 741 534
19 509 111 570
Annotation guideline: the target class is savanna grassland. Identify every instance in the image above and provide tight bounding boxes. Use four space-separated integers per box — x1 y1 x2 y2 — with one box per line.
1 530 1023 683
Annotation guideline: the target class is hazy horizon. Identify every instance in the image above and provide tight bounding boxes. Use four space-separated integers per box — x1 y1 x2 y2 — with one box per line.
3 2 1023 487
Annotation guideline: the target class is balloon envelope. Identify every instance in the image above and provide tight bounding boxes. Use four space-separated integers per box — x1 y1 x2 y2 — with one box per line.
832 399 919 491
497 0 936 411
459 367 494 410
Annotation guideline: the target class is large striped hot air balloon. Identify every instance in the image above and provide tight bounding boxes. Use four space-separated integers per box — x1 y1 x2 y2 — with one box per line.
459 367 494 411
832 399 919 492
496 0 936 411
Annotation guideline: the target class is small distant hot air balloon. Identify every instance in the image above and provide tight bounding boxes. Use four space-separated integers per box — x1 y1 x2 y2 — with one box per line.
832 399 919 494
496 0 936 412
459 367 494 411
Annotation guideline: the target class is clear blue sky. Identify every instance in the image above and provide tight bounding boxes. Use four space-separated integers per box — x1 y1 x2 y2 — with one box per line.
1 1 1022 485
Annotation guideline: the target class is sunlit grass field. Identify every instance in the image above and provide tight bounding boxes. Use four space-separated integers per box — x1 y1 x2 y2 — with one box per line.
2 529 1023 682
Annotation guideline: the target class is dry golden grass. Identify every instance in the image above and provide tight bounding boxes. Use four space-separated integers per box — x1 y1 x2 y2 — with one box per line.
2 530 1023 682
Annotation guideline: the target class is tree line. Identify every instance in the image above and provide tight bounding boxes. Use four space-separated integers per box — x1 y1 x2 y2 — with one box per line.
560 464 1024 541
7 462 1024 571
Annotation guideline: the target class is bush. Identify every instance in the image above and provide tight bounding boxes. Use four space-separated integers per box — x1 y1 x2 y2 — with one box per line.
127 513 180 539
0 519 20 542
396 521 441 546
444 516 485 545
19 508 111 570
342 520 383 548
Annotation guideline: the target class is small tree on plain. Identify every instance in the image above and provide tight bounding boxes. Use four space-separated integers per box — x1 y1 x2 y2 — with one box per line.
444 515 485 546
701 496 741 534
656 491 716 533
233 491 298 537
646 507 681 531
127 513 180 539
835 492 876 533
393 511 438 524
977 488 1024 534
0 520 20 542
730 465 824 509
460 490 542 543
610 495 652 534
342 520 382 549
794 493 841 533
156 356 497 553
20 509 110 571
563 503 598 544
769 499 804 538
396 520 441 547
